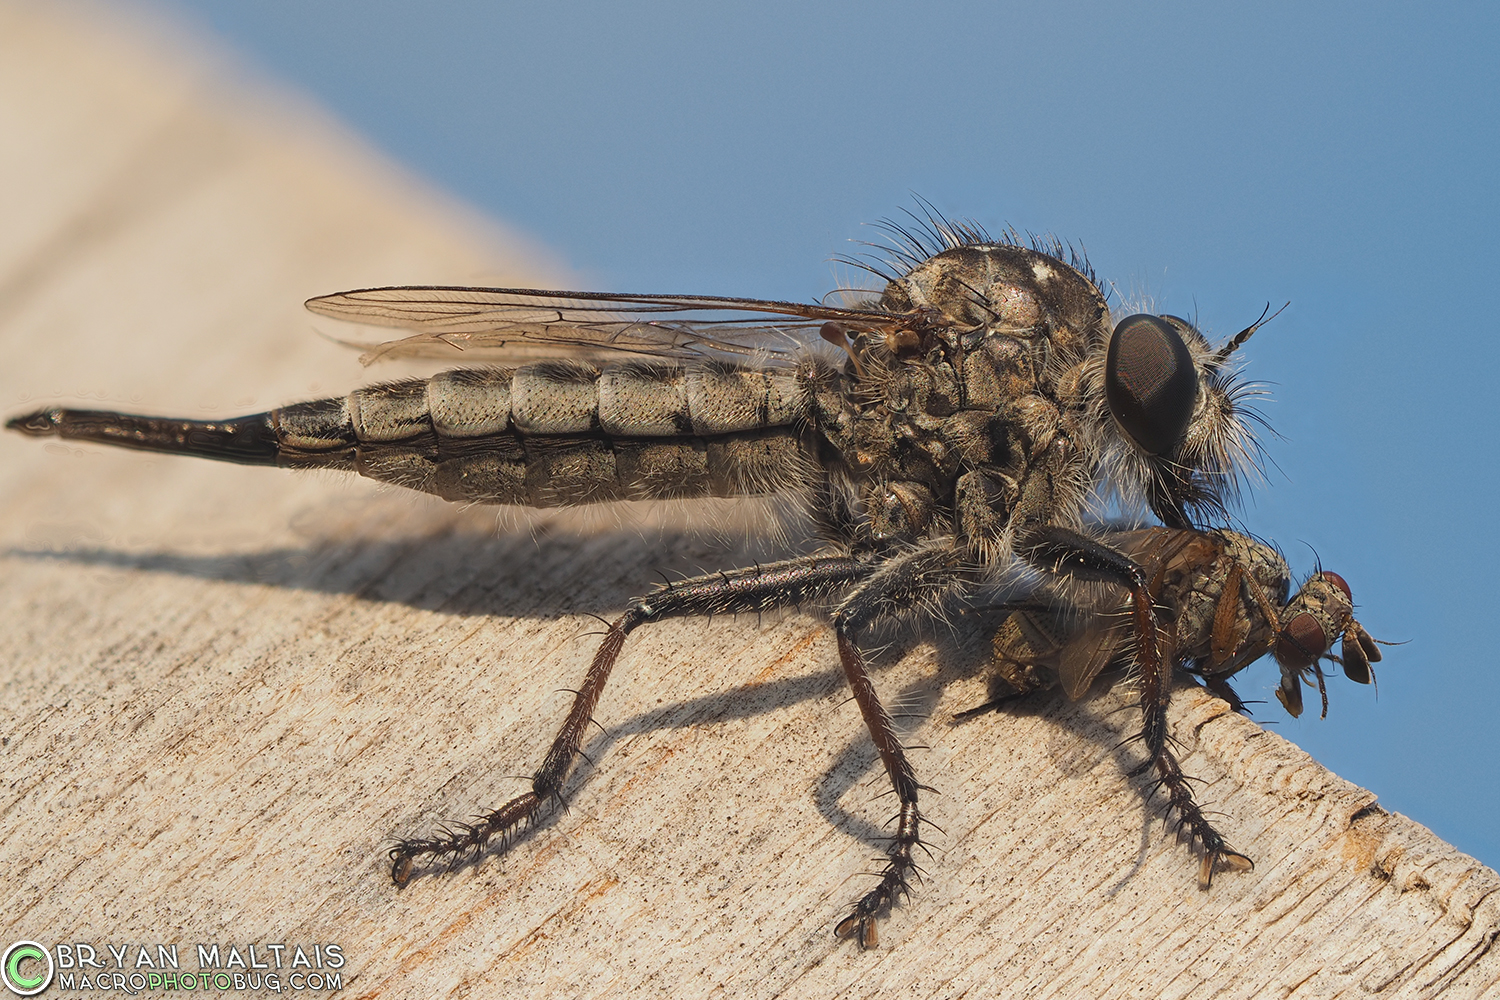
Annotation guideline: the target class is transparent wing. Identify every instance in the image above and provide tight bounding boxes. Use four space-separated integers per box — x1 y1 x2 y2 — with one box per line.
305 285 898 365
1056 613 1130 701
1054 528 1209 700
1107 527 1211 585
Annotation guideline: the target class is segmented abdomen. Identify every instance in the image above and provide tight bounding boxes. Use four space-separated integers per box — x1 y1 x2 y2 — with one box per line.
277 360 813 506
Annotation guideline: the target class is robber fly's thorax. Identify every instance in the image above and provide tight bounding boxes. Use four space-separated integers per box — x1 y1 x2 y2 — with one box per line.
820 244 1113 557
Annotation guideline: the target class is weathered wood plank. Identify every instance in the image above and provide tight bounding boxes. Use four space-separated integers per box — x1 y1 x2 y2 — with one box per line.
1 3 1495 998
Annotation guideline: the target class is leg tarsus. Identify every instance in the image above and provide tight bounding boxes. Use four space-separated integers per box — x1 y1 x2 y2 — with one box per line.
834 802 923 951
1203 673 1250 714
390 789 549 885
1145 741 1252 888
951 687 1031 721
388 554 866 887
826 544 962 947
1021 526 1254 888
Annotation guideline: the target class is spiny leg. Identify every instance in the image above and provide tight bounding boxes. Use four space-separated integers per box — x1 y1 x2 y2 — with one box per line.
390 553 868 885
1129 574 1254 885
830 540 964 949
1022 527 1250 885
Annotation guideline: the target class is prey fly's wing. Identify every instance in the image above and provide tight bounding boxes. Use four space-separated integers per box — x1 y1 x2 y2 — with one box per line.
306 285 897 366
1054 528 1209 700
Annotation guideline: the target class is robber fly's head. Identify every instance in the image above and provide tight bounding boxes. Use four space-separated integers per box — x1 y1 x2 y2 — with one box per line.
1094 308 1274 529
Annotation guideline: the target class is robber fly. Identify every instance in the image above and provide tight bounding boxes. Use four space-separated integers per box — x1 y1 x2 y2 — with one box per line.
8 217 1274 947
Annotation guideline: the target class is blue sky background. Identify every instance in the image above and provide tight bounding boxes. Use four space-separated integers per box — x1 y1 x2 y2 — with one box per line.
156 0 1500 867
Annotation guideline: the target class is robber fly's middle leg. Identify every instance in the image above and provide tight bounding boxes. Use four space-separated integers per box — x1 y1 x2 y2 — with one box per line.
1021 527 1251 886
389 553 869 886
829 539 966 950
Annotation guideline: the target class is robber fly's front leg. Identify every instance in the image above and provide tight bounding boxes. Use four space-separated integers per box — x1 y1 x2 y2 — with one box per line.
1022 527 1251 886
830 539 965 950
389 553 868 885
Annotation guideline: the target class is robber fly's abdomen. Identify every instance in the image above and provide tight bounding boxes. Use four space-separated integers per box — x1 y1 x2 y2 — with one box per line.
9 360 817 507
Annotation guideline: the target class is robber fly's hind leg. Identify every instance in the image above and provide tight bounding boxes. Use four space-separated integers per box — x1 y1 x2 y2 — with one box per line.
830 539 964 950
1022 527 1251 887
389 553 868 886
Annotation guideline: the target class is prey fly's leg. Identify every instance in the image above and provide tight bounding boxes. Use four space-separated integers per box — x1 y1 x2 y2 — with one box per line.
390 553 868 885
1200 674 1250 714
829 539 965 950
1022 527 1251 886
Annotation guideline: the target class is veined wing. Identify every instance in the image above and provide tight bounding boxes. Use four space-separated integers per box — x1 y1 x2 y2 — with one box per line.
1107 527 1214 591
305 285 897 365
1054 528 1209 700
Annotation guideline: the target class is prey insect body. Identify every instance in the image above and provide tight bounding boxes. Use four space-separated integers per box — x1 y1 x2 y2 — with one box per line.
975 525 1382 883
9 220 1274 947
988 527 1380 706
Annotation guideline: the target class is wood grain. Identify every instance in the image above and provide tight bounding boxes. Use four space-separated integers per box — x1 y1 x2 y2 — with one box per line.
1 3 1496 997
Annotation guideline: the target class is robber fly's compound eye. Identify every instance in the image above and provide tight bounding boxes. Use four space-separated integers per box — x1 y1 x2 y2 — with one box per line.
1105 314 1200 456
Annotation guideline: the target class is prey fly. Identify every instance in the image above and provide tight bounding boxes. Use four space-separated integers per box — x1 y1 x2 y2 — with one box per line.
969 525 1382 885
980 526 1381 713
9 217 1277 946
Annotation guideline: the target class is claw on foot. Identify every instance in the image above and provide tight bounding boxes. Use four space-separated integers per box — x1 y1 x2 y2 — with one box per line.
835 912 879 950
391 851 414 887
834 869 907 950
1198 847 1254 887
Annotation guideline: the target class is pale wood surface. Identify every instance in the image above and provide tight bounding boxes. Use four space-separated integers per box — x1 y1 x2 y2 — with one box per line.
2 3 1497 997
